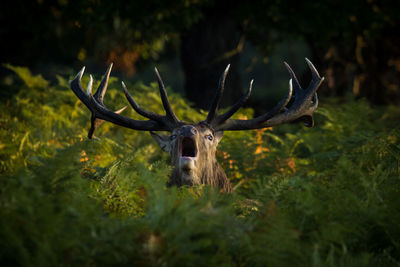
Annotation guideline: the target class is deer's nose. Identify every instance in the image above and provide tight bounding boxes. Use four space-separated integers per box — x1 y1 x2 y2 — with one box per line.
178 125 197 137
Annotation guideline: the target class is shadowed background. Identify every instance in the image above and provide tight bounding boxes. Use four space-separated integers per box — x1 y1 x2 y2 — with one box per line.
1 0 399 110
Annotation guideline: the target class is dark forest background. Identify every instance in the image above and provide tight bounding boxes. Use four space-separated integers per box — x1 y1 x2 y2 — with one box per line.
2 0 400 109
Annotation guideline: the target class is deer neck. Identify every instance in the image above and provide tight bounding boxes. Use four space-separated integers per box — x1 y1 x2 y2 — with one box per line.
169 160 232 193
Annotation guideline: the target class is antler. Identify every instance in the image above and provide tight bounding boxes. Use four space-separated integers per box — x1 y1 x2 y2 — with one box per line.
204 58 324 131
69 64 182 138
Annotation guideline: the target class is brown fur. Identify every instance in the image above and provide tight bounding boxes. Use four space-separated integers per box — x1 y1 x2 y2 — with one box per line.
152 123 232 193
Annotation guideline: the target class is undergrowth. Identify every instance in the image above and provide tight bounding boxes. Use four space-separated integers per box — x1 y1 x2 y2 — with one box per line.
0 66 399 266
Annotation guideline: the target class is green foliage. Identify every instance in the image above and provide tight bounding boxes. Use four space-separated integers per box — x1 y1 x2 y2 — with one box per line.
1 67 399 266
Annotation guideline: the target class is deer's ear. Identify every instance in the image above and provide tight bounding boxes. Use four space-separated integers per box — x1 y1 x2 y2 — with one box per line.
215 131 224 144
150 132 171 152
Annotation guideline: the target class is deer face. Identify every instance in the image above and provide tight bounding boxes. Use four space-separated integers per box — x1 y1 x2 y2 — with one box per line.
151 124 223 185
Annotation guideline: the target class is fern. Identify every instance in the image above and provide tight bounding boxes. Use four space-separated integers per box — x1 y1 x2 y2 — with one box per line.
0 66 399 266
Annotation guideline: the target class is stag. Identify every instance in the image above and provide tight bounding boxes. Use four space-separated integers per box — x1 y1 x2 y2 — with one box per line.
70 59 324 192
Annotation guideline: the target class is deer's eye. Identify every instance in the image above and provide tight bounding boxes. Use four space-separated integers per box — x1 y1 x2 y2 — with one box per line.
170 134 177 141
205 134 213 141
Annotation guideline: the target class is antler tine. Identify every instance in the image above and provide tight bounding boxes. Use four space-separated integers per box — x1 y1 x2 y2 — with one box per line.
206 64 230 123
69 66 91 109
121 81 166 123
212 78 253 126
154 67 179 123
93 63 113 103
305 58 325 94
305 58 321 81
86 75 94 95
283 61 302 90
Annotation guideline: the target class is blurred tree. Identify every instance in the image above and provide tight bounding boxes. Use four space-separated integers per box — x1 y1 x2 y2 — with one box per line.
242 0 400 105
1 0 399 105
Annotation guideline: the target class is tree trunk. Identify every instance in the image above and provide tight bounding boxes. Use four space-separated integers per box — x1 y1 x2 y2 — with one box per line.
180 9 242 110
356 28 400 105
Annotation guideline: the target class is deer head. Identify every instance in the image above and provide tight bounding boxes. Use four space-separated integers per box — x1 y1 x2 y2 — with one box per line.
70 59 324 192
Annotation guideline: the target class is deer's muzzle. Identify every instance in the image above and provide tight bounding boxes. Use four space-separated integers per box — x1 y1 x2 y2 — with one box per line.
178 137 197 172
177 126 198 172
178 125 198 158
180 137 197 158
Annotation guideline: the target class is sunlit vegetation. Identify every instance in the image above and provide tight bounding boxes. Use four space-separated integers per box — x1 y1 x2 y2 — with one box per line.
1 66 399 266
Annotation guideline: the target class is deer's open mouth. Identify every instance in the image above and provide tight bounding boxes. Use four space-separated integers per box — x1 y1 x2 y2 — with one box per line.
180 137 197 158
